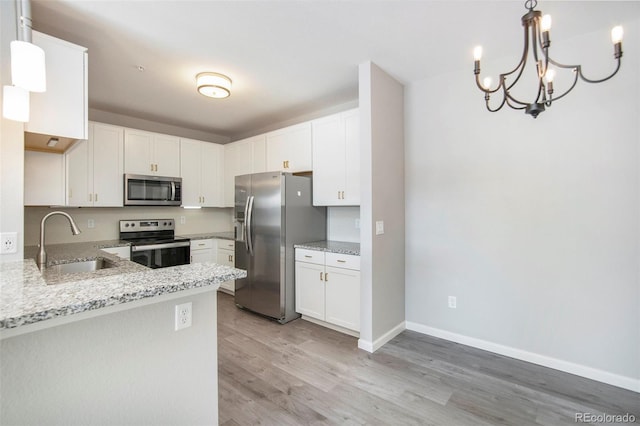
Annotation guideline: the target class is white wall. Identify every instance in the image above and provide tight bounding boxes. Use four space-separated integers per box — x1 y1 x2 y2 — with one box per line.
1 291 219 425
359 62 406 351
405 20 640 391
24 206 233 246
0 0 25 262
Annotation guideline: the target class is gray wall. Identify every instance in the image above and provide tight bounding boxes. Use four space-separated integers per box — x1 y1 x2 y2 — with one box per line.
404 18 640 389
359 62 406 350
1 291 219 425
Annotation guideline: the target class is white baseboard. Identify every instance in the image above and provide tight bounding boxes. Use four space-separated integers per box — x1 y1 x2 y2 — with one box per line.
405 321 640 393
358 321 406 353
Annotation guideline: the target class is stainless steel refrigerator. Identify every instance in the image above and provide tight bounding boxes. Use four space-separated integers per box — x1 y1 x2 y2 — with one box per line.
234 172 326 323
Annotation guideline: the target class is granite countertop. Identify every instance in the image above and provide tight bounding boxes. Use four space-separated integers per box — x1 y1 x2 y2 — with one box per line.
179 231 235 241
294 240 360 256
2 241 247 331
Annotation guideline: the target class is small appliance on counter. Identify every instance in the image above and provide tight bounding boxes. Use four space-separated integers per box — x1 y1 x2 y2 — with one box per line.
235 172 326 324
119 219 190 268
124 174 182 206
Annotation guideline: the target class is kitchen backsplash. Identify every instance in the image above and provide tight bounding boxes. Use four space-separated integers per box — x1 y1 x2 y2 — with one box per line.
327 206 360 243
24 206 233 246
24 205 360 246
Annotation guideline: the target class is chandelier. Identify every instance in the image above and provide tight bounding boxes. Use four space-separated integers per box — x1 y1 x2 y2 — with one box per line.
473 0 623 118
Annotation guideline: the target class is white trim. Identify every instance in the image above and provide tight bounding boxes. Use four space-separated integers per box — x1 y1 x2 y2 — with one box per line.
405 322 640 393
300 315 359 338
358 321 406 353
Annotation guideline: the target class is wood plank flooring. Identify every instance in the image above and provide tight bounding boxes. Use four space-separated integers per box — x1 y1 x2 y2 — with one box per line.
217 293 639 425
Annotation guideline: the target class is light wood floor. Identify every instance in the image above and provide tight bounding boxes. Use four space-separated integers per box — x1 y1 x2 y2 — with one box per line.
217 292 639 425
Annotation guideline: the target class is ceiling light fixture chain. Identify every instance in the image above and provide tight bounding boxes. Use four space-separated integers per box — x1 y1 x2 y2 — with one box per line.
473 0 623 118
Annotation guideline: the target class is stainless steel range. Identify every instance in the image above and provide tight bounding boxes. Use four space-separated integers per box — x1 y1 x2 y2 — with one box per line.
119 219 190 269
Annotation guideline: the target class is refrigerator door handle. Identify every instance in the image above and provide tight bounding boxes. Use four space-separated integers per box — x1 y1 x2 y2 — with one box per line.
246 195 255 256
243 195 251 253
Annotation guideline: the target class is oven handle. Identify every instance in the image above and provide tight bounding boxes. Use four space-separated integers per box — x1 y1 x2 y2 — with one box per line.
131 241 190 252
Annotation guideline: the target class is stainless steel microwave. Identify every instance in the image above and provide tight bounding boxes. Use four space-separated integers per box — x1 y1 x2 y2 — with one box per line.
124 174 182 206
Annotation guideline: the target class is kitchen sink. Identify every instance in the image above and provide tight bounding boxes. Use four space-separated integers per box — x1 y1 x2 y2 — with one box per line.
47 258 117 274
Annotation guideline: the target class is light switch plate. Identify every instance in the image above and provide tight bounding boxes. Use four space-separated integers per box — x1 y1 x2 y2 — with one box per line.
375 220 384 235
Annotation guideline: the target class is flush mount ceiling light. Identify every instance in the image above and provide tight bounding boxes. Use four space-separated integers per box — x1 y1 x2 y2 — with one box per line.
196 72 232 99
473 0 623 118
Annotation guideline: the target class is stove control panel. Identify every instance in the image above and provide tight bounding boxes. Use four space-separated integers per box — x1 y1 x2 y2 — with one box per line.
120 219 175 232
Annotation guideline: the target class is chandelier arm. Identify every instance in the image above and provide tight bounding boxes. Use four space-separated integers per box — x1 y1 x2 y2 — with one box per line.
576 59 622 84
504 95 527 110
475 73 503 94
503 26 531 91
545 68 580 103
485 94 508 112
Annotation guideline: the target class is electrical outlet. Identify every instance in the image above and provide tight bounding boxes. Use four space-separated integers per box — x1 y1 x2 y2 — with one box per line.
0 232 18 254
375 220 384 235
180 216 186 225
448 296 457 309
87 219 95 229
175 302 192 330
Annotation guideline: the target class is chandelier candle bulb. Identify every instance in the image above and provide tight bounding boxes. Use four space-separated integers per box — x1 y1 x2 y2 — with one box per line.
473 46 483 74
541 14 551 32
483 77 492 90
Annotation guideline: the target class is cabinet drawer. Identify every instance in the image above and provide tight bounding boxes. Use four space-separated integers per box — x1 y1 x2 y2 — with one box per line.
325 252 360 270
295 248 325 265
191 239 214 250
217 239 234 250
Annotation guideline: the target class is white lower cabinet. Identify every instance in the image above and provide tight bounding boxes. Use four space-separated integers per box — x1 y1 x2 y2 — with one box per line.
216 239 235 294
295 248 360 333
190 239 215 263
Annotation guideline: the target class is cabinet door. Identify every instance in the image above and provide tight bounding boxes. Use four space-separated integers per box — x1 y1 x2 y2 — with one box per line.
25 151 66 206
295 261 325 320
201 143 223 207
92 123 124 206
124 129 153 174
217 249 235 293
65 139 91 207
191 249 215 263
325 266 360 331
224 137 260 207
266 122 312 172
252 135 267 173
343 109 360 205
153 134 181 177
312 113 345 205
26 31 87 139
180 139 202 206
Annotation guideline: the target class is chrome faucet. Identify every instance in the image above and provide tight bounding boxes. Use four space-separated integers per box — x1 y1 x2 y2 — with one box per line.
37 211 82 269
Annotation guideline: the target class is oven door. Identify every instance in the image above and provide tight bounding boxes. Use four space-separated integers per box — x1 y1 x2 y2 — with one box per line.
124 174 182 206
130 242 190 269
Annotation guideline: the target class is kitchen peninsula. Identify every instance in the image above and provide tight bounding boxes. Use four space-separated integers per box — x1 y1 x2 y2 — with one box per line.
0 243 246 426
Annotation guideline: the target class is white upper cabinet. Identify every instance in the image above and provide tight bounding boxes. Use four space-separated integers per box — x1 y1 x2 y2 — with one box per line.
24 151 65 206
66 122 124 207
265 122 312 173
312 108 360 206
180 138 224 207
124 129 180 177
223 135 266 207
26 31 88 140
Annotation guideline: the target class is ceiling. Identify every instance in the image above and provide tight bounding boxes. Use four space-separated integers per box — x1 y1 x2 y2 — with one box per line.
30 0 639 141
